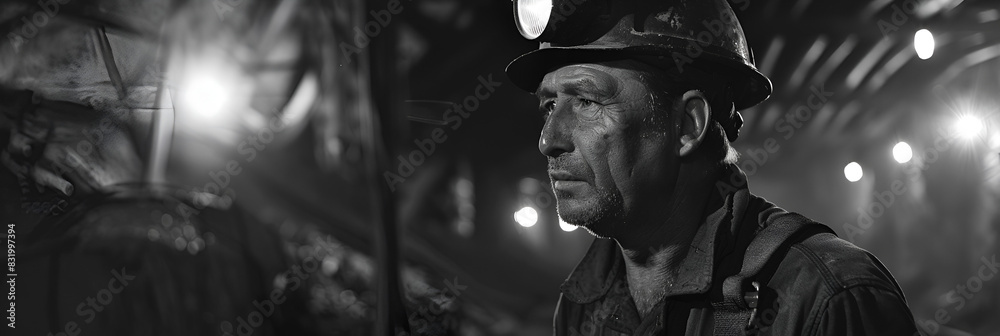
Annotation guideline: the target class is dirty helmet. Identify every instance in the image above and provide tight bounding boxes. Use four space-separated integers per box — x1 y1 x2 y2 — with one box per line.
506 0 772 141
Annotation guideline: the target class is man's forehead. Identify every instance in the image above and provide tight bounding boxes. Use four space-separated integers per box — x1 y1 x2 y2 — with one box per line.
535 62 639 97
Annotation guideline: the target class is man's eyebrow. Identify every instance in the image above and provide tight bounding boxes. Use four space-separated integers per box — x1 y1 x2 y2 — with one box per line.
535 77 602 99
535 86 555 99
563 78 600 95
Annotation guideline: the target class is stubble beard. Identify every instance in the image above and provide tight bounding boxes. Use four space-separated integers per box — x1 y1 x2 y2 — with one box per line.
554 185 626 239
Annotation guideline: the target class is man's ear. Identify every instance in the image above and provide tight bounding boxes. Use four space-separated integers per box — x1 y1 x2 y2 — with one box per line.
677 90 711 157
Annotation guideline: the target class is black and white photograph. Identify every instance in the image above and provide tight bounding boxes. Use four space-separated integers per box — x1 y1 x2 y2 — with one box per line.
1 0 999 335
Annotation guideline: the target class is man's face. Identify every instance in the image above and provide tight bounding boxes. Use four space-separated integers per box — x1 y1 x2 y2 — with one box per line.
536 61 679 237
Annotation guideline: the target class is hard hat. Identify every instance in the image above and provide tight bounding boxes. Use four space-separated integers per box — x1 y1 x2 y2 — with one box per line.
506 0 772 135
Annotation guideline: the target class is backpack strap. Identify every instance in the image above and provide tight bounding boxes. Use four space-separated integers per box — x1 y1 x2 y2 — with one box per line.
712 214 835 335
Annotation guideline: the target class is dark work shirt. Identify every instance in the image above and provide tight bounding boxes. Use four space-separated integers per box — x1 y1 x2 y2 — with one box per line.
553 166 919 335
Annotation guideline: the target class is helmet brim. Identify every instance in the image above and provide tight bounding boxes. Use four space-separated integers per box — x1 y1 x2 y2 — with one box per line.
505 45 772 110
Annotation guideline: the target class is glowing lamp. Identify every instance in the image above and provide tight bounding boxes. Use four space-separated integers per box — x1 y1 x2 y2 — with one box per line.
893 142 912 163
558 217 577 232
954 115 983 139
914 29 934 60
513 0 552 39
514 206 539 227
844 162 863 182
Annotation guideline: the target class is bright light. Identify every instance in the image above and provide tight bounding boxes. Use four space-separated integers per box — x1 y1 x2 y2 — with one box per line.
558 217 577 232
914 29 935 60
514 0 552 39
844 162 863 182
893 142 913 163
181 75 229 120
954 115 983 139
514 206 538 227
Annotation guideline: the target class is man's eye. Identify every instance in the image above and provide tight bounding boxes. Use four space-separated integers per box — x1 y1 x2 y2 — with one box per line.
574 97 604 120
540 101 556 119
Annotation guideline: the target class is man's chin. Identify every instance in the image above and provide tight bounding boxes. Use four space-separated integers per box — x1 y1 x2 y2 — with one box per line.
556 201 618 238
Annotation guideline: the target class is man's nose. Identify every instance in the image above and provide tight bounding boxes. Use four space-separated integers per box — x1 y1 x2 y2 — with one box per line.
538 106 574 157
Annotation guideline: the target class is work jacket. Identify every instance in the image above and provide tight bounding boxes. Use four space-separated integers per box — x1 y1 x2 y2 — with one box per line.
553 166 919 335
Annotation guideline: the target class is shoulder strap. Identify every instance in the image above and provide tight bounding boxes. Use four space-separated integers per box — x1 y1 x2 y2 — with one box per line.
712 214 835 335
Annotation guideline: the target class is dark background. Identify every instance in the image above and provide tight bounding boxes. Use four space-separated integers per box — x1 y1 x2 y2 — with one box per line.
2 0 999 335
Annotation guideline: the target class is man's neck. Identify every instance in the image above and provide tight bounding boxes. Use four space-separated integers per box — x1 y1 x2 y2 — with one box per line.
614 163 721 317
619 239 694 316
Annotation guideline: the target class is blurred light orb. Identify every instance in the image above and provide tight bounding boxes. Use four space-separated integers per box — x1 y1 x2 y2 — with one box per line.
558 217 577 232
914 29 934 60
181 75 228 120
844 162 863 182
954 115 983 139
893 142 913 163
514 206 538 227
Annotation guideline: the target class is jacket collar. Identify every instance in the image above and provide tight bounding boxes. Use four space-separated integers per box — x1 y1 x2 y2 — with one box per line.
559 165 752 304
